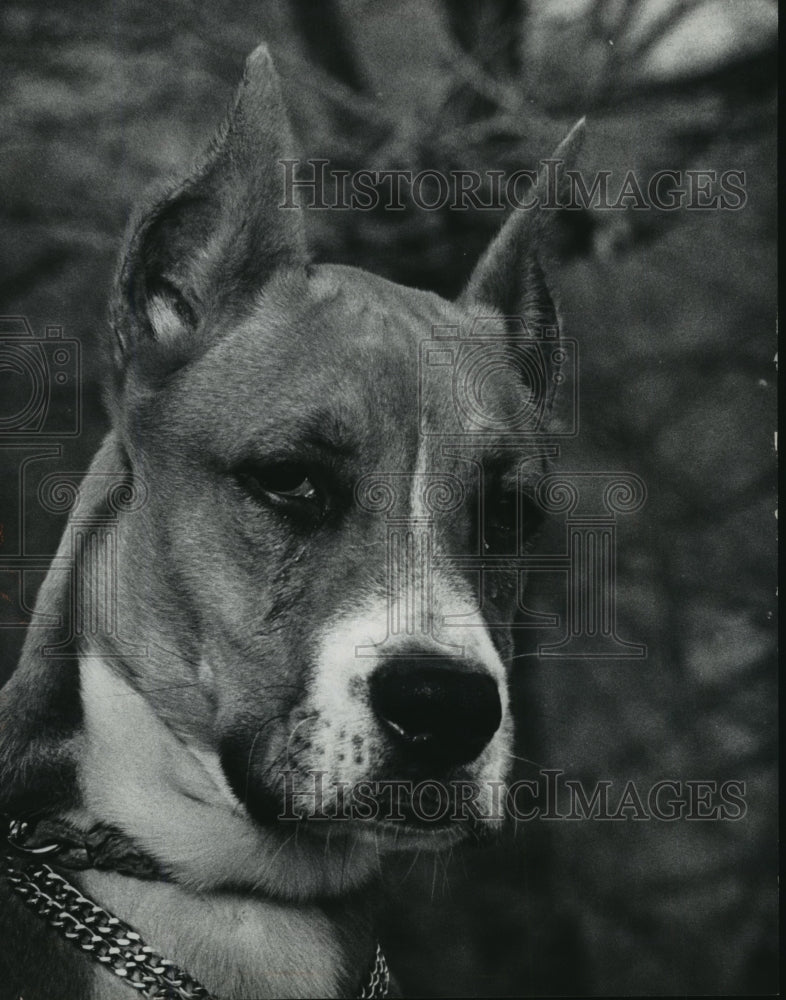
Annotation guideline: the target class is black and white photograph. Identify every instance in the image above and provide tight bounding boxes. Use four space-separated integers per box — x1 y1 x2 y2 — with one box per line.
0 1 777 997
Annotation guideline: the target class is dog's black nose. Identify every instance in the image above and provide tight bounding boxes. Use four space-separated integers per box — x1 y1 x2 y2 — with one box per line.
369 660 502 767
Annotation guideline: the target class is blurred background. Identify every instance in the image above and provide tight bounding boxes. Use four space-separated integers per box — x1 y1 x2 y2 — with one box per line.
0 0 777 995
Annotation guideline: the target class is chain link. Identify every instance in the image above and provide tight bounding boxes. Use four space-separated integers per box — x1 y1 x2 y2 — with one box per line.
5 850 388 999
359 942 390 999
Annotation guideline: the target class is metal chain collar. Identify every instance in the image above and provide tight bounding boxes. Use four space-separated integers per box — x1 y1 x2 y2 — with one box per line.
4 819 389 999
5 854 213 1000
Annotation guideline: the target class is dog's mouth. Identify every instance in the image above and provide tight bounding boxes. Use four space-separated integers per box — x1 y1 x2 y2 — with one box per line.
314 816 473 851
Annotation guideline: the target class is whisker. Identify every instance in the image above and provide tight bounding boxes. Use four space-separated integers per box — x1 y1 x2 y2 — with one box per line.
502 749 549 769
242 713 291 807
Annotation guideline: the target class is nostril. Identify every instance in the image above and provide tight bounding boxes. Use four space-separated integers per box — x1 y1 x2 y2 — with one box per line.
369 660 502 767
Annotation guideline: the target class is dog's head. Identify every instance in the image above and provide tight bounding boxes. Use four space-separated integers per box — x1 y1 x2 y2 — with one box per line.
1 45 582 895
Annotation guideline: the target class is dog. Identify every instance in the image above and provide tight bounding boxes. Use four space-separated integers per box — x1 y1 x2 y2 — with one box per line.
0 43 582 1000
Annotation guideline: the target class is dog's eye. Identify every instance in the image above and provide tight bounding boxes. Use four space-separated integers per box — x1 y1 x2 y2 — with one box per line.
235 462 325 521
483 492 543 553
483 493 517 553
260 464 317 499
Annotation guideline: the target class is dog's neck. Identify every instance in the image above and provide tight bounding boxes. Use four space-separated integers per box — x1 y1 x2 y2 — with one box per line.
74 868 370 999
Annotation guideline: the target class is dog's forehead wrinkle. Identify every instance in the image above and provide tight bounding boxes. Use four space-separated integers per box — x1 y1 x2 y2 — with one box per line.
303 265 465 355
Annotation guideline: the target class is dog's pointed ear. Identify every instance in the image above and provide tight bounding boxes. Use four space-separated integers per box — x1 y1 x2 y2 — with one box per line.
459 118 585 331
110 43 306 374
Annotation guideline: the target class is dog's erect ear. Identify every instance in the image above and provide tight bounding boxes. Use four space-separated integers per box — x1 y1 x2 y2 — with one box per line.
110 43 306 373
460 119 585 331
